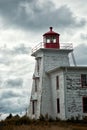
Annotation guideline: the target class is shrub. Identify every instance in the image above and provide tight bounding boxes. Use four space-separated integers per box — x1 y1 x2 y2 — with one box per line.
0 115 32 126
67 115 82 123
48 116 54 122
16 115 31 125
45 113 49 121
56 117 61 122
6 113 13 120
83 116 87 123
39 114 45 121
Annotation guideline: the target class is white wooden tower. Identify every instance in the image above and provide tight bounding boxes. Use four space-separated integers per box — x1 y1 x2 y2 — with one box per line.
27 27 73 119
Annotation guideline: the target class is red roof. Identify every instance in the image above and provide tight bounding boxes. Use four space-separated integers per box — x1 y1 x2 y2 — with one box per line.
43 27 60 36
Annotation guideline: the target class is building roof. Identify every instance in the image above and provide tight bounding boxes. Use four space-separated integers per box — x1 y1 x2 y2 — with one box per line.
43 27 60 36
46 66 87 74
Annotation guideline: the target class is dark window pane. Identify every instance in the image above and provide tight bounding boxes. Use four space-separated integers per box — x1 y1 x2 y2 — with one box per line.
57 98 60 113
81 74 87 87
83 97 87 113
56 76 59 89
32 101 35 114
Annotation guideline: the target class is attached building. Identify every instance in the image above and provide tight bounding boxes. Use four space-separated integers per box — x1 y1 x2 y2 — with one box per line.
27 27 87 120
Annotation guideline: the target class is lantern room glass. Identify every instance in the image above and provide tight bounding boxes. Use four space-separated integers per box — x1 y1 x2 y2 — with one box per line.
44 36 56 43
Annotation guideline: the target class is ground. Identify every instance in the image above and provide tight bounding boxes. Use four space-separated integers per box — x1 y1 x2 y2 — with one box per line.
0 122 87 130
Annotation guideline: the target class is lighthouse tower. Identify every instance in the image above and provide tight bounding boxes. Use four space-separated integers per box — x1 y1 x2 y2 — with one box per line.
27 27 73 119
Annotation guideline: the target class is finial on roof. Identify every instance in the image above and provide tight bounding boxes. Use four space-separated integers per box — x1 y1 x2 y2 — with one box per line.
50 27 53 31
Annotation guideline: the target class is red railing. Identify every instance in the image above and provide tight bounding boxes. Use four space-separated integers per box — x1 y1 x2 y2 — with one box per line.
32 42 73 53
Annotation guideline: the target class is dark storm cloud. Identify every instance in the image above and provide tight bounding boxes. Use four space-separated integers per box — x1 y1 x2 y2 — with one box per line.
0 44 31 56
74 44 87 65
12 44 31 55
0 0 86 31
0 90 23 99
0 98 27 113
0 44 31 66
6 78 23 88
0 89 29 113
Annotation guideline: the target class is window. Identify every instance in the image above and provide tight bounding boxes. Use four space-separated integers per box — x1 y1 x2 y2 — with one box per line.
53 38 56 43
32 101 35 114
56 76 59 89
32 100 37 115
57 98 60 113
81 74 87 87
46 36 56 43
83 97 87 113
46 38 50 43
51 36 56 43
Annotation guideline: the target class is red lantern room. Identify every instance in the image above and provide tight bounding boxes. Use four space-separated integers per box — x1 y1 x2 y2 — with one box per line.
43 27 60 49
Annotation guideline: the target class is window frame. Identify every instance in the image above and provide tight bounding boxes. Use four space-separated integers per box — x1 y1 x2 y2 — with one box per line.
57 98 60 113
83 97 87 113
51 36 56 43
46 36 56 43
56 75 59 90
32 101 35 114
32 100 37 115
81 74 87 87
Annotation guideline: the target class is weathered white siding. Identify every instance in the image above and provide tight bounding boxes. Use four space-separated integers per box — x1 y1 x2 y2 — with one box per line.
50 70 66 120
43 49 70 71
64 69 87 119
27 48 71 119
40 49 71 117
48 68 87 120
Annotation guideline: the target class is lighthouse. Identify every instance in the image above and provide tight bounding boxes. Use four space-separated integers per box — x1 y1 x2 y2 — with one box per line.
27 27 87 120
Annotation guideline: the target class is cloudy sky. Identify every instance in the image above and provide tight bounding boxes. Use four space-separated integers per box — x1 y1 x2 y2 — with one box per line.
0 0 87 119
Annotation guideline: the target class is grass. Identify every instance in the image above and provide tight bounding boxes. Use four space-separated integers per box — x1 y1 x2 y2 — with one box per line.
0 123 87 130
0 114 87 130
